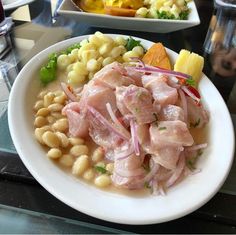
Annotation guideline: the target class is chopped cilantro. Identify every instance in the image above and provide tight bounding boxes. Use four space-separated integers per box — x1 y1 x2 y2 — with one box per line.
179 10 190 20
142 163 150 172
190 118 201 128
125 37 143 51
94 165 107 174
144 182 151 189
186 158 196 170
158 126 167 131
156 9 189 20
65 43 81 54
156 11 176 20
186 78 196 86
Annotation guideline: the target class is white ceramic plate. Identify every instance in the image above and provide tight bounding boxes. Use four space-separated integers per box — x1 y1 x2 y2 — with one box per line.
57 0 200 33
3 0 35 11
8 34 235 225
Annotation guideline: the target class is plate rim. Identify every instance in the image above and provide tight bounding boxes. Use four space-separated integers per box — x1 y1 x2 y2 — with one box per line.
8 34 235 225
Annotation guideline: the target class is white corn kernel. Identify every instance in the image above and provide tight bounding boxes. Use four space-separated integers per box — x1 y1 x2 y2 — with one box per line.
59 154 74 167
70 145 89 157
86 58 98 72
72 155 90 176
56 132 69 148
42 131 60 148
69 137 85 146
102 57 114 66
94 175 111 188
47 148 62 159
135 7 148 17
34 100 44 111
57 54 71 70
34 116 47 128
92 147 104 163
83 169 95 181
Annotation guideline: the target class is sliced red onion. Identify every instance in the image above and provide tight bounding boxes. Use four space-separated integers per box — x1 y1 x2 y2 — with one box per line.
132 65 191 80
106 103 131 139
186 143 208 151
60 82 77 102
130 119 140 156
143 161 159 183
129 57 145 68
181 85 200 104
87 106 129 141
115 147 134 160
179 89 188 123
165 153 185 188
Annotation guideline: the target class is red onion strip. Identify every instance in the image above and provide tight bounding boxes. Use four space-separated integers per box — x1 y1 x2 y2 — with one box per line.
60 82 77 102
186 143 208 151
129 57 145 68
166 153 185 188
132 65 191 80
116 147 134 160
106 103 131 139
87 106 129 141
179 89 188 123
130 119 140 156
181 85 200 104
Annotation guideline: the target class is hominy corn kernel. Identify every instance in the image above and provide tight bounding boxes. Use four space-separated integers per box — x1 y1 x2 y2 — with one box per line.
94 175 111 188
42 131 60 148
47 148 62 159
56 132 69 148
72 155 90 176
36 108 50 117
34 100 44 111
34 116 47 128
70 145 89 157
59 154 74 167
69 137 85 146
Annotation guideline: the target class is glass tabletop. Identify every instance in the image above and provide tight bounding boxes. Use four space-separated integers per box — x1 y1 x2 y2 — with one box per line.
0 0 236 233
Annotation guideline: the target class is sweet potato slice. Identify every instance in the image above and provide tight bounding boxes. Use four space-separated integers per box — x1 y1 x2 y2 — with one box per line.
142 43 172 70
104 6 136 17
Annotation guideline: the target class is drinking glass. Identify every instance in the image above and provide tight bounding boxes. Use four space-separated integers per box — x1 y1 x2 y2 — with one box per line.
203 0 236 104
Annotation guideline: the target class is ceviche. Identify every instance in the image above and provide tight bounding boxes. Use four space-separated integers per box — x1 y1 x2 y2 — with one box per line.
33 32 209 195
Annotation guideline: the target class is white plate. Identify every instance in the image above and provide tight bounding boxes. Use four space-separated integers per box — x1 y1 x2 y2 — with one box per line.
57 0 200 33
3 0 35 11
8 34 235 225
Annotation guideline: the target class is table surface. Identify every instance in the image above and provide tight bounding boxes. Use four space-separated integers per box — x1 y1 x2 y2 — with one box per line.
0 0 236 233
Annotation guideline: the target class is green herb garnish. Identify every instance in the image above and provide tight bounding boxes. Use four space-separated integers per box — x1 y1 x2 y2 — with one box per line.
65 43 81 54
158 126 167 131
39 43 81 85
94 165 107 174
40 53 57 85
179 10 190 20
144 182 151 189
186 78 196 86
186 158 196 170
125 37 143 51
142 163 150 172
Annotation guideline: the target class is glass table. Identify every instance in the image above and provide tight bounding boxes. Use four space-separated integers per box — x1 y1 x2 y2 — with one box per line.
0 0 235 233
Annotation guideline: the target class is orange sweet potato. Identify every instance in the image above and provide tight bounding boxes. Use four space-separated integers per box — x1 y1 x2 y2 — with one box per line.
104 6 136 17
142 43 171 70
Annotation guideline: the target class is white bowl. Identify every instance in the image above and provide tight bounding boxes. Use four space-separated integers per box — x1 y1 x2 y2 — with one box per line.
57 0 200 33
8 34 235 225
